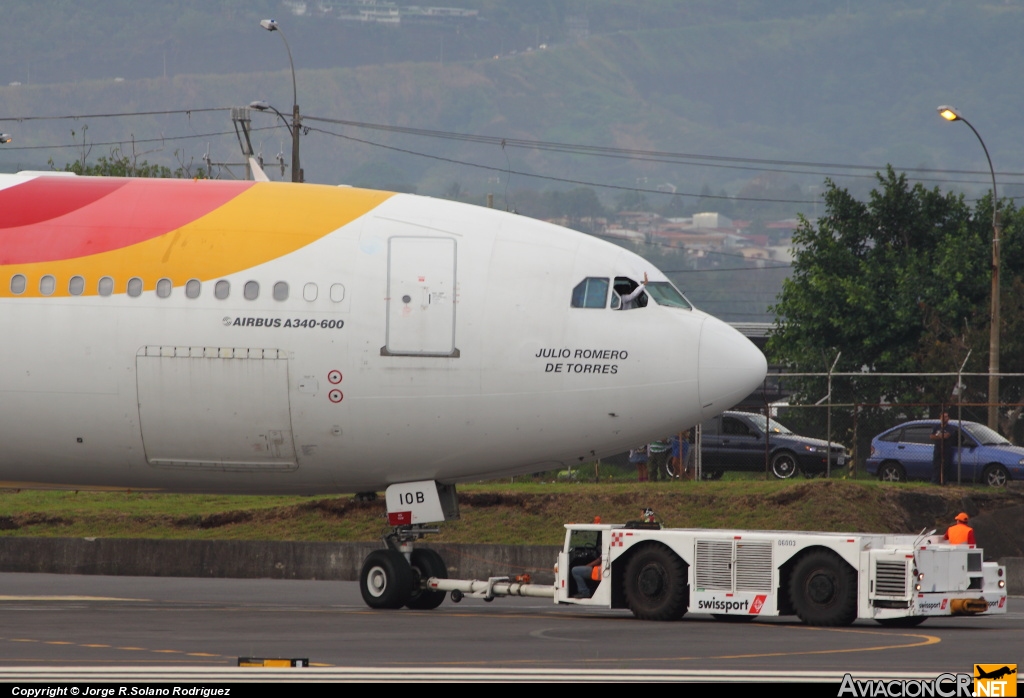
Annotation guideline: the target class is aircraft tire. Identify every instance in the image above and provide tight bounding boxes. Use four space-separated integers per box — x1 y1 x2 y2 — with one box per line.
405 548 447 610
623 542 688 621
360 549 414 610
788 550 857 626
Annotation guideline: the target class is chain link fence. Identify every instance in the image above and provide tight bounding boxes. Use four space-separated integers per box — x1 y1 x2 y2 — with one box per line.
734 371 1024 482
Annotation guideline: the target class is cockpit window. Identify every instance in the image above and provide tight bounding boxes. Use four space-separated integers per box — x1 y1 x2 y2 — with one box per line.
645 282 692 310
571 278 609 308
614 277 647 310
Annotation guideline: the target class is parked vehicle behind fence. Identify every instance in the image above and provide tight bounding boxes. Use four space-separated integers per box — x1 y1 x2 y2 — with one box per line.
866 419 1021 486
699 411 847 479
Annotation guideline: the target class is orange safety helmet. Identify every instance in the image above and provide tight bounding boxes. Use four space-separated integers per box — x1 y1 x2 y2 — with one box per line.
955 512 969 523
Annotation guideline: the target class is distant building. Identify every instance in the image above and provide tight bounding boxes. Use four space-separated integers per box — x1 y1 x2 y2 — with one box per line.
692 212 733 229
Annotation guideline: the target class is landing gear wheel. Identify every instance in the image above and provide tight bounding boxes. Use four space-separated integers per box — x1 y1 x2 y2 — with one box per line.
875 616 927 627
360 549 414 609
623 542 688 621
788 550 857 626
982 464 1009 487
878 462 905 483
405 548 447 610
771 451 799 479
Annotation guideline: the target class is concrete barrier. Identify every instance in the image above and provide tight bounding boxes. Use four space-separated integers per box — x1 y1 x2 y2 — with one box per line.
0 538 1018 594
0 538 561 584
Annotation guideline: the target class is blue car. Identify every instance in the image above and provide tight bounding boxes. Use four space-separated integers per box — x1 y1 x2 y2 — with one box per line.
866 419 1022 486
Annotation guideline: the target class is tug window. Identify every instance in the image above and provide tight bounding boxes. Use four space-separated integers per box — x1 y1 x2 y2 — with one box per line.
69 276 85 296
10 274 26 295
570 278 609 309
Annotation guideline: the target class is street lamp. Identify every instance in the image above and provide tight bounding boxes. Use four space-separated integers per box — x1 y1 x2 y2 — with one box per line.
260 18 302 182
937 105 1001 430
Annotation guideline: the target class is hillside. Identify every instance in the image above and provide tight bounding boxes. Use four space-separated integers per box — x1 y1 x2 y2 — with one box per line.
4 2 1024 199
4 2 1024 321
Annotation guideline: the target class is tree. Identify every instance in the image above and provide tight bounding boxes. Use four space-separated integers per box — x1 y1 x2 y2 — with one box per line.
767 167 1011 447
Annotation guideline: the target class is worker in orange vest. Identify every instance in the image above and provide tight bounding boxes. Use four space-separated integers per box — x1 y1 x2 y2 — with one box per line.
943 512 976 545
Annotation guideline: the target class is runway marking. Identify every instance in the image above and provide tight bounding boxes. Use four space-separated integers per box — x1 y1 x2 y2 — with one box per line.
0 595 144 602
708 628 940 659
392 624 943 668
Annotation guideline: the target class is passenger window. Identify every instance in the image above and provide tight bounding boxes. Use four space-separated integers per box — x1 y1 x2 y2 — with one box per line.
570 278 609 308
10 274 26 295
303 283 318 302
156 278 172 298
722 417 752 437
215 280 230 300
69 276 85 296
40 275 56 296
902 426 934 445
330 283 345 302
98 277 114 296
185 279 201 299
244 281 259 300
273 281 289 301
127 278 143 297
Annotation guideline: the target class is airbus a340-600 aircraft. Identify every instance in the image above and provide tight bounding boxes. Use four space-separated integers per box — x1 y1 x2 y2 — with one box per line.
0 171 766 609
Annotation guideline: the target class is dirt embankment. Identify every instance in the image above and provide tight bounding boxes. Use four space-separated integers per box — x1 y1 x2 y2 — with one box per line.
0 481 1021 557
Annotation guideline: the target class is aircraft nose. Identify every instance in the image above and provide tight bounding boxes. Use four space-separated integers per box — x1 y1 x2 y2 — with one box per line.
698 317 767 419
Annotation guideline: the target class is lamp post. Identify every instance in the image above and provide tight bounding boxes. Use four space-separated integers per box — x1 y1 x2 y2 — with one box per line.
260 18 302 182
937 105 1001 430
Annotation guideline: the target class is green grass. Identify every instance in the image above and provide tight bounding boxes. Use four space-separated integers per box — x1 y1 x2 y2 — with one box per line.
0 478 1014 546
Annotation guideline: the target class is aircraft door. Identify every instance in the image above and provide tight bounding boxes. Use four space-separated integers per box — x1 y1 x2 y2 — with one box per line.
382 236 459 357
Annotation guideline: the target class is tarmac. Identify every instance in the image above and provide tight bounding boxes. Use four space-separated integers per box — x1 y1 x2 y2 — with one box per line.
0 537 1019 593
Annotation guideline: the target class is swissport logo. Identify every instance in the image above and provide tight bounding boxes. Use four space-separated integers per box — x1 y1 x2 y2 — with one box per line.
696 594 767 614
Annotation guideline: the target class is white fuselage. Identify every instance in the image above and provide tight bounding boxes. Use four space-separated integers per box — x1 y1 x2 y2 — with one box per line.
0 176 766 493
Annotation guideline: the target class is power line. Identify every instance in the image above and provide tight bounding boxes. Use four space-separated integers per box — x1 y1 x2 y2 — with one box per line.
303 124 819 203
0 126 280 152
0 108 233 122
303 113 1024 185
6 106 1023 201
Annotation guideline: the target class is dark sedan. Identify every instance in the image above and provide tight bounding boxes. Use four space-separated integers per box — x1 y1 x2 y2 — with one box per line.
699 411 847 479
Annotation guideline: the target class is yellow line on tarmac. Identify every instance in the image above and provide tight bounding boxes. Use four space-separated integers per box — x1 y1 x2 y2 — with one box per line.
710 626 940 660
